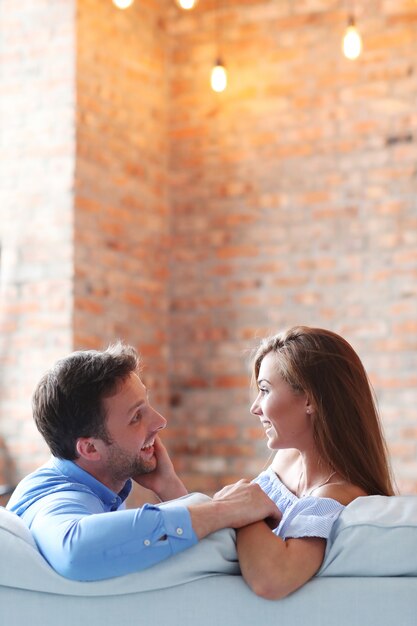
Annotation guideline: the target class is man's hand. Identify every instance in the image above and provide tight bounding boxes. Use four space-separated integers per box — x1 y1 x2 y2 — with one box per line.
188 480 281 540
132 437 187 501
214 479 281 530
213 479 281 528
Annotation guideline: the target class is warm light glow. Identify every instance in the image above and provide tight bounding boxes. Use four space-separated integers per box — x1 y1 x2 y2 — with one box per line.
113 0 134 9
343 18 362 60
211 62 227 93
176 0 198 9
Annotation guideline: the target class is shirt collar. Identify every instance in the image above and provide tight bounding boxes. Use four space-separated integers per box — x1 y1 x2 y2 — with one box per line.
51 457 132 507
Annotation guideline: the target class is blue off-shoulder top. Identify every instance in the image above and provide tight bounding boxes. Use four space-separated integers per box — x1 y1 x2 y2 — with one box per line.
253 466 345 540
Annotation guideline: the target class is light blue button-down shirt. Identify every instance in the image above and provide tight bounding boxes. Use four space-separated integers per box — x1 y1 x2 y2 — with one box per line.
7 457 198 581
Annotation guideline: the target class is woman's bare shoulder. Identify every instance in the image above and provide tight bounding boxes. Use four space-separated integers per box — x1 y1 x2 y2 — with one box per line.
314 482 368 506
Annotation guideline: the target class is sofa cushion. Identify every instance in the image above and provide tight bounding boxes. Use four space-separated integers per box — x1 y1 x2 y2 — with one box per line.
319 495 417 576
0 505 37 547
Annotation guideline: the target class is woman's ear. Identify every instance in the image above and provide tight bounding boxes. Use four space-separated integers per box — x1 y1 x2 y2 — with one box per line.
305 397 314 415
76 438 101 461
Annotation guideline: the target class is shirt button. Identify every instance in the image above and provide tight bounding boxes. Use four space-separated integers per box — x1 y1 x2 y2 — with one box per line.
144 539 151 546
176 527 184 536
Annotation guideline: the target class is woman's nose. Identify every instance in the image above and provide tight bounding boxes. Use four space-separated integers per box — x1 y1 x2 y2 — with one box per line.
250 396 262 416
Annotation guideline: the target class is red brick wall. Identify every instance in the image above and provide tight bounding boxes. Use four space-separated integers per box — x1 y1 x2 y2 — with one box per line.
165 0 417 494
74 0 171 413
0 0 76 480
1 0 417 497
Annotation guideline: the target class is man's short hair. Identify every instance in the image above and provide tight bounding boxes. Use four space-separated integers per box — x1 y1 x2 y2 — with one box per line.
32 342 139 459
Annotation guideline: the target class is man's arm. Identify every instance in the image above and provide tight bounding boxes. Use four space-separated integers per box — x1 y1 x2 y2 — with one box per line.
20 470 279 582
26 491 199 581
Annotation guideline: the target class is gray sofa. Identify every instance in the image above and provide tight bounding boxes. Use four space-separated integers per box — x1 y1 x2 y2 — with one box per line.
1 493 417 626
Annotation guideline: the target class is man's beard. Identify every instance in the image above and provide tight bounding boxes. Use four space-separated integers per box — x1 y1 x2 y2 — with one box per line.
105 442 156 484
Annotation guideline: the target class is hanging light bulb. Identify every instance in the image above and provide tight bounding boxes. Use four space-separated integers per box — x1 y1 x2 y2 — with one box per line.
342 16 362 60
176 0 198 9
113 0 134 8
211 58 227 93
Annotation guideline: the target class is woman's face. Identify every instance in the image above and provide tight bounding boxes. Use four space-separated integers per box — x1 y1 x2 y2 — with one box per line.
251 351 312 449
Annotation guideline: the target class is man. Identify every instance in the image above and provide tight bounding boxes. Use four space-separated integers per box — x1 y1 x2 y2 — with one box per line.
7 342 279 581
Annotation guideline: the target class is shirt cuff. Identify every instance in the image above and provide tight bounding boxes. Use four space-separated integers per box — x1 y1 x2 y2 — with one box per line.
151 504 198 554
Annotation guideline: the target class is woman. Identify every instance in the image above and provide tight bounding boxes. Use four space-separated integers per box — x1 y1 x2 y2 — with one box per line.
214 326 394 600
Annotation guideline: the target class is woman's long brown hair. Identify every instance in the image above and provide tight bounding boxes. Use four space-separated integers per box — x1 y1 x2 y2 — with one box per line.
253 326 395 496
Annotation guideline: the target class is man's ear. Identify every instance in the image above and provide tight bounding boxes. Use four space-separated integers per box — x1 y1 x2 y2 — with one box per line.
76 438 101 461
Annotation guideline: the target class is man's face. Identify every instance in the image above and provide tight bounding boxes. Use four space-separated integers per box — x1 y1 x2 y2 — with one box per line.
98 372 166 484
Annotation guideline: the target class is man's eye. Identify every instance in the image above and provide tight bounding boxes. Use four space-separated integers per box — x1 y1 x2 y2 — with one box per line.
131 411 142 423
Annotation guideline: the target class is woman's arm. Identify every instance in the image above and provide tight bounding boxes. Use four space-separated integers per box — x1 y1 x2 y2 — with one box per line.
214 479 326 599
236 521 326 600
237 480 366 599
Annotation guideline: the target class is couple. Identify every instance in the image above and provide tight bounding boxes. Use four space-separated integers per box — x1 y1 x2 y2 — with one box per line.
8 326 394 599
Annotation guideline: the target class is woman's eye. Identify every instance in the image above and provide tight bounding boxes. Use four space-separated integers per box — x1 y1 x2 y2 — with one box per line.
259 388 268 395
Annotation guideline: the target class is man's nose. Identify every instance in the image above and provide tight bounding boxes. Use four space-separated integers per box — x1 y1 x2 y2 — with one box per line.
150 408 167 431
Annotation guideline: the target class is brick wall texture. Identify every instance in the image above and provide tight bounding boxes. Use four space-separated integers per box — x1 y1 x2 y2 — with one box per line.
0 0 76 478
74 0 171 412
1 0 417 496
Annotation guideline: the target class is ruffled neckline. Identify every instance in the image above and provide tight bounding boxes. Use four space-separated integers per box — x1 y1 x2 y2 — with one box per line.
258 466 300 504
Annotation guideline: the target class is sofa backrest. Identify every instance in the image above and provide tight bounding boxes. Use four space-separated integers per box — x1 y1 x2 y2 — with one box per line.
319 495 417 576
0 505 37 547
2 493 417 595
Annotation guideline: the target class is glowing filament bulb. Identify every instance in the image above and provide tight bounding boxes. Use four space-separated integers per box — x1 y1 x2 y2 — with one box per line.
176 0 198 9
211 60 227 93
113 0 134 9
343 17 362 60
